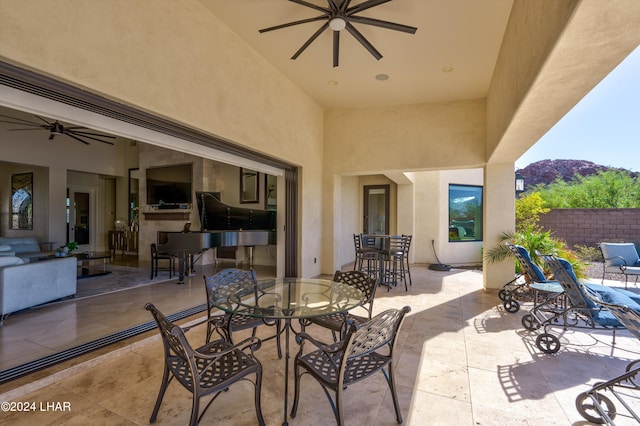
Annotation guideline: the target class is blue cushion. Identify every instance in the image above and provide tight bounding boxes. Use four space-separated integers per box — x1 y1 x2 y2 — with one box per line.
598 287 640 311
515 245 547 282
557 258 580 283
592 310 622 327
585 283 640 306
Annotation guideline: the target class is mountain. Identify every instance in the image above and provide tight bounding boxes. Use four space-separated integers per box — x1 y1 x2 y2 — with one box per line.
516 159 636 188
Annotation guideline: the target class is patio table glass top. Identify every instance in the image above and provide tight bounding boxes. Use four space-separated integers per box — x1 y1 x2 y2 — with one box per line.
209 277 366 320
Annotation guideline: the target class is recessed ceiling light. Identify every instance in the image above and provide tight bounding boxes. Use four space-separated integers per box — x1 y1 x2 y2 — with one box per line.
328 80 338 85
442 66 454 73
375 74 389 81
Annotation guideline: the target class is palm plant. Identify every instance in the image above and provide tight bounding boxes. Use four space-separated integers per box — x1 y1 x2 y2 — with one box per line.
484 229 586 279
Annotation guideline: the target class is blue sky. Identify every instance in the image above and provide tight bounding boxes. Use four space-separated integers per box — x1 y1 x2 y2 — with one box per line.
516 45 640 172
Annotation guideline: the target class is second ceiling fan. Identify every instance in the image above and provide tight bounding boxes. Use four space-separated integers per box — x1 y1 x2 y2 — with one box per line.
259 0 417 67
0 113 115 145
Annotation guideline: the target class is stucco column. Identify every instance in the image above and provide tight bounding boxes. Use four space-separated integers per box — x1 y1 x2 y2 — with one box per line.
483 163 515 291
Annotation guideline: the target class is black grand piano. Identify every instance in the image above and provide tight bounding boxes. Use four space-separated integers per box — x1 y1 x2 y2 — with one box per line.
158 192 276 283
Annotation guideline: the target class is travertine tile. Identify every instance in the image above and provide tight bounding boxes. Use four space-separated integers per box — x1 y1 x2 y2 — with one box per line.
3 263 640 425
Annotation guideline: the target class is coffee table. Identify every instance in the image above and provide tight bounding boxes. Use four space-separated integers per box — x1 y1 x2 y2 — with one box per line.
74 252 111 279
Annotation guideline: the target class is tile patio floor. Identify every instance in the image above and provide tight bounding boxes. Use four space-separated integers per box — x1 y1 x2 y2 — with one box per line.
2 264 640 425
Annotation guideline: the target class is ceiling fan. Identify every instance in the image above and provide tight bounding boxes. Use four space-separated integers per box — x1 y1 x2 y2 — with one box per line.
259 0 417 67
0 114 115 145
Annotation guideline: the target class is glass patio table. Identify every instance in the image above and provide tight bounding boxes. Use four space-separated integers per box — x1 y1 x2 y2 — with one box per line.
209 277 366 426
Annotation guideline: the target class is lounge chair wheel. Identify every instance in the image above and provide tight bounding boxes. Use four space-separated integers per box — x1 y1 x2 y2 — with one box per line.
503 299 519 313
498 289 508 301
575 391 616 424
625 359 640 387
536 333 560 354
521 314 540 331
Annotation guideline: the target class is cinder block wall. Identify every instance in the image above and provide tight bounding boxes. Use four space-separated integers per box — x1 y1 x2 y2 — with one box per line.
538 209 640 248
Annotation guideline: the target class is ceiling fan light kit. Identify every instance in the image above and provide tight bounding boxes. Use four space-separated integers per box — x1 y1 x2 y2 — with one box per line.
259 0 417 67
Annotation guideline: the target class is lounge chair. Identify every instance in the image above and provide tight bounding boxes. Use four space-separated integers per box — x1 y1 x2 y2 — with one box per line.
498 243 561 313
575 288 640 424
523 254 640 354
599 242 640 288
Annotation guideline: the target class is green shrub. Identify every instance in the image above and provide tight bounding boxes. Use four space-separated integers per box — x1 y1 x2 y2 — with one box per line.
484 230 587 280
573 244 601 262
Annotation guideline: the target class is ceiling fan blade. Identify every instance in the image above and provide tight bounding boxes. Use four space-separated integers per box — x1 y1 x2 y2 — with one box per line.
65 126 90 130
64 132 90 145
67 130 114 145
70 130 116 139
0 114 44 126
333 30 340 67
347 15 417 34
328 0 340 10
339 0 353 13
34 115 54 126
291 22 329 60
6 127 47 131
0 119 45 128
259 15 327 33
345 22 382 60
347 0 392 15
289 0 330 14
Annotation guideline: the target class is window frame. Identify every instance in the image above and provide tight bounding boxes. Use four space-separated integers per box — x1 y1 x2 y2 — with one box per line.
448 184 483 242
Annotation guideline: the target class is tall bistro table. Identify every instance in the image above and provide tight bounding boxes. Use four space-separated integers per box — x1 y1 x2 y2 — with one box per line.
210 277 366 426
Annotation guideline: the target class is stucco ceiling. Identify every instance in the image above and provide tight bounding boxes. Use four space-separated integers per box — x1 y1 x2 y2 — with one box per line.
199 0 514 109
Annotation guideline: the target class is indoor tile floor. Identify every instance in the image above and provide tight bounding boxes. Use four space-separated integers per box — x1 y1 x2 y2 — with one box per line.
2 264 640 425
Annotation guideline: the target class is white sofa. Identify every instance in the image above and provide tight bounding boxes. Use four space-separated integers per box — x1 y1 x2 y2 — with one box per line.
0 255 77 324
0 236 47 262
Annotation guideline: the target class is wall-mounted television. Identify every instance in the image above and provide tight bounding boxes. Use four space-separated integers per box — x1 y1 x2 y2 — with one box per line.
146 163 193 206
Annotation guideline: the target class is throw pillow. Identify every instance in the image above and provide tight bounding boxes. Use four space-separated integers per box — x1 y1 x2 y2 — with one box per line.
0 256 25 268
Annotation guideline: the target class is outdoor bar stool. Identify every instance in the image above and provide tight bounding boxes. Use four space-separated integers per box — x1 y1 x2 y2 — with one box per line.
379 236 408 291
354 233 380 279
401 234 413 287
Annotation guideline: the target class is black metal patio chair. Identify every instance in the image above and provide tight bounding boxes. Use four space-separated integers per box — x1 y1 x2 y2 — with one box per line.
204 268 282 358
145 303 264 426
304 269 378 341
291 306 411 426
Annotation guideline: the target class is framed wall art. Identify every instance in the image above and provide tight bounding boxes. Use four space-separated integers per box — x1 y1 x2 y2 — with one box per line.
11 172 33 230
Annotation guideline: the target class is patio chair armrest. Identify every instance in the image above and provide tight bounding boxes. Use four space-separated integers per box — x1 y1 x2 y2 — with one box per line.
235 336 263 354
194 335 262 360
295 331 344 353
605 255 630 267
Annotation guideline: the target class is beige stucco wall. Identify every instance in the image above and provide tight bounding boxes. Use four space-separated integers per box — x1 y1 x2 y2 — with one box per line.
0 0 324 277
323 100 485 272
487 0 640 164
324 100 486 174
3 0 640 284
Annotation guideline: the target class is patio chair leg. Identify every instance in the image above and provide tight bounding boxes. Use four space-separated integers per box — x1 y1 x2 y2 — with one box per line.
150 367 171 423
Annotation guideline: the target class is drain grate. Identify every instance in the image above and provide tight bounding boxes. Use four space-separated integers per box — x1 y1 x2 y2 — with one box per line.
0 304 206 385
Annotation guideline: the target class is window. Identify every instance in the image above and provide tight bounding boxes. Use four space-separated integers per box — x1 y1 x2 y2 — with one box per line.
449 184 483 242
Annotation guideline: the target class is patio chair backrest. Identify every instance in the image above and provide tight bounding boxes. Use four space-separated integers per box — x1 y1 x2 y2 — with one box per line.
600 242 640 268
204 268 257 311
345 306 410 359
506 243 546 282
333 269 377 318
145 303 189 361
540 255 597 312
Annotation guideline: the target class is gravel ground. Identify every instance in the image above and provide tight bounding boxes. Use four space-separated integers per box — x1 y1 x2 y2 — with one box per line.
584 261 629 284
